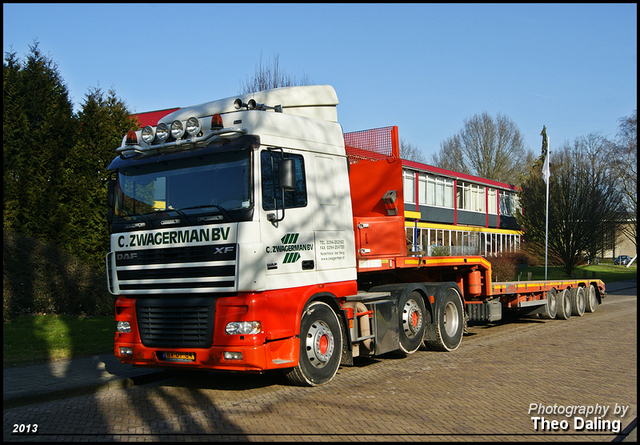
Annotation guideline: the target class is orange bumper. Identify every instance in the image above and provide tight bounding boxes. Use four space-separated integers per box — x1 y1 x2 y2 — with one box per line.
114 335 299 372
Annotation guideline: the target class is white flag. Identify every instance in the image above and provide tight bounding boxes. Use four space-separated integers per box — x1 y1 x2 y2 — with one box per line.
542 153 550 184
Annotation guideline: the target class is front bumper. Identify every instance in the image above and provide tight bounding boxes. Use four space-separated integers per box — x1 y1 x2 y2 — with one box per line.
114 335 299 372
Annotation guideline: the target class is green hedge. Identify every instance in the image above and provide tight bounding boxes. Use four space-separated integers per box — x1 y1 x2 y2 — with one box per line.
3 231 115 321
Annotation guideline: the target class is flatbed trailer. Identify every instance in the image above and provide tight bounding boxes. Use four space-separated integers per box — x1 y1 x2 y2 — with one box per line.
344 125 605 321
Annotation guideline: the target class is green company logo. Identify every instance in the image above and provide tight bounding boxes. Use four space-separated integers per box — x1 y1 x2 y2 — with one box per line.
283 252 300 264
281 233 299 244
265 233 313 263
282 234 300 263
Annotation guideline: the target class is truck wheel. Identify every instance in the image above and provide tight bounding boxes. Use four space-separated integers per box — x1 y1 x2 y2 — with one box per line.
285 301 342 387
427 285 464 351
570 287 586 316
556 289 572 320
585 284 598 313
540 288 558 319
399 291 426 354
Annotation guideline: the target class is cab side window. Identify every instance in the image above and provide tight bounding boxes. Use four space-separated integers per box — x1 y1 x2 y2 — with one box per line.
261 150 307 211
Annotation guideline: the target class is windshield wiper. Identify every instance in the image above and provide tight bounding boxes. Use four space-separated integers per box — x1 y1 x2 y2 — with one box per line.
121 212 153 228
179 204 232 221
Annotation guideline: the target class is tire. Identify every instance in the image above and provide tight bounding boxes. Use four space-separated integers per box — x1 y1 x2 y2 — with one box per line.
540 288 558 319
426 284 464 351
285 301 343 386
570 287 586 317
585 284 598 313
398 290 426 354
556 288 572 320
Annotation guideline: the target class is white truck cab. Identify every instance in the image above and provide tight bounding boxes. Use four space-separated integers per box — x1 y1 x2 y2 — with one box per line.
107 84 356 308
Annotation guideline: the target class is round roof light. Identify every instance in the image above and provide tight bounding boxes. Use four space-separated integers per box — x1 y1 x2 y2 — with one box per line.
170 120 185 139
186 117 200 136
141 126 155 144
156 123 170 142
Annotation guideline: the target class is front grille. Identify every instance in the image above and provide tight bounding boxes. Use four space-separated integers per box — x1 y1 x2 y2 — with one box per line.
114 244 237 294
136 297 216 348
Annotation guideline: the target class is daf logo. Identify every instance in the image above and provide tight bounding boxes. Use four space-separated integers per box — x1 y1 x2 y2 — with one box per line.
116 252 137 260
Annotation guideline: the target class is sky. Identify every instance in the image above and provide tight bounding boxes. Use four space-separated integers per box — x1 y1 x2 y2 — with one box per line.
3 3 637 159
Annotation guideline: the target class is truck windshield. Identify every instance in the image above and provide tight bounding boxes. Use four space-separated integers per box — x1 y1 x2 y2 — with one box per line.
114 149 252 224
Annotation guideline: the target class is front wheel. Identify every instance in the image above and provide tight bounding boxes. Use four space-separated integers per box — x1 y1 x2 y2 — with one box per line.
285 301 343 386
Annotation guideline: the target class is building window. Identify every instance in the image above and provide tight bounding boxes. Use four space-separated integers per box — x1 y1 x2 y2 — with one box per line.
418 173 454 208
403 171 415 203
499 190 520 216
488 188 497 214
457 181 485 212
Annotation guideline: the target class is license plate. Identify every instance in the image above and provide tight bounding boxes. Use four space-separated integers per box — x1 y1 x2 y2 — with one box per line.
163 351 195 362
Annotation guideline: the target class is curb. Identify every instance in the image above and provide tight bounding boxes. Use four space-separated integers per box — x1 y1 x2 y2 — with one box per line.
3 370 172 410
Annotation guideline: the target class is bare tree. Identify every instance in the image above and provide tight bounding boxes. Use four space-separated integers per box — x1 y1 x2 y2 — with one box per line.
239 52 313 95
518 134 626 276
430 112 534 184
399 137 427 163
607 110 637 253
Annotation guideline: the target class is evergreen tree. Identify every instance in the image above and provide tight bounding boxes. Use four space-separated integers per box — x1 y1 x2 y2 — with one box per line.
3 51 29 232
63 87 138 266
3 42 77 241
4 43 137 268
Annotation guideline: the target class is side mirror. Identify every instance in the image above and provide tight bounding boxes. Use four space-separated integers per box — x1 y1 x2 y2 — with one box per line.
106 179 116 224
107 179 116 207
279 158 295 191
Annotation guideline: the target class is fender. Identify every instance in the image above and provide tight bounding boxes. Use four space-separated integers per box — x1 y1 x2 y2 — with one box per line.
369 282 436 325
298 290 354 366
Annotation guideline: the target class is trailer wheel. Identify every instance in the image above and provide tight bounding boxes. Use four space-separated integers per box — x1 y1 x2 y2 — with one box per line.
570 287 586 317
285 301 342 387
427 285 464 352
585 284 598 313
540 288 558 319
556 289 572 320
399 291 426 354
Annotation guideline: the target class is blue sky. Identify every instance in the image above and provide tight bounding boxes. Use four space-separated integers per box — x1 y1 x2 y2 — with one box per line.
3 3 637 159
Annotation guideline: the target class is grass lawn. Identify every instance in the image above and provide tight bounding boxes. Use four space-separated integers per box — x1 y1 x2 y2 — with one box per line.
517 262 637 283
3 315 114 367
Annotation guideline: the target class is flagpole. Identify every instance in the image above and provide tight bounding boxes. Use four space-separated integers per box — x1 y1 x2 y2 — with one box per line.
545 138 549 281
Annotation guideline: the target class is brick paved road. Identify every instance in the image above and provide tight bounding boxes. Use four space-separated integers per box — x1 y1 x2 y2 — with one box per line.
4 290 636 442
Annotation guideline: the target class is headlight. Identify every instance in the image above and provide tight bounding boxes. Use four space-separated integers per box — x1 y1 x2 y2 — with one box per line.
225 321 262 335
141 126 155 144
156 123 170 142
170 120 185 139
186 117 201 136
117 321 131 333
